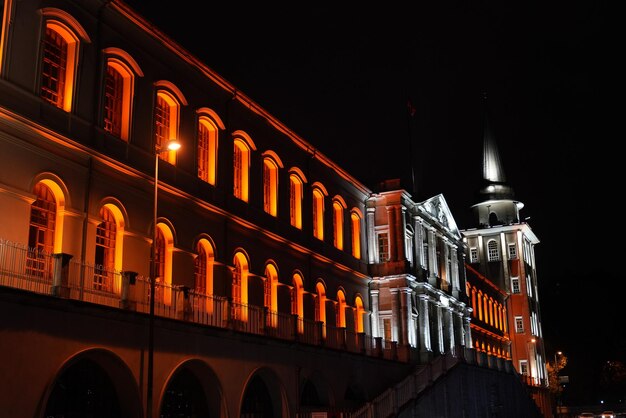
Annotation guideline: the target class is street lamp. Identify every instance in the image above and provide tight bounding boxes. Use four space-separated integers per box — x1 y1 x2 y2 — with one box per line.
147 139 180 418
554 350 562 369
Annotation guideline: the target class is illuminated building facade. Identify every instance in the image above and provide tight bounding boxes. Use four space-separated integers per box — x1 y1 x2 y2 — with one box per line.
461 108 552 416
0 0 544 416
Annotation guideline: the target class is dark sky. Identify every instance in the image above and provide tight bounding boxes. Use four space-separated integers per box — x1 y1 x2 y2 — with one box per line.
123 1 621 405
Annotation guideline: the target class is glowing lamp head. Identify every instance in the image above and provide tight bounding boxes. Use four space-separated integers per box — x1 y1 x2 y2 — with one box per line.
165 139 181 151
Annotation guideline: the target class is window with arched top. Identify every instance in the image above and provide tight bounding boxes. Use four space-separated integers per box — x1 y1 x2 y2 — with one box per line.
336 290 347 328
487 240 500 261
154 91 181 164
291 273 304 333
233 139 250 201
194 239 215 313
350 211 361 258
154 224 174 305
40 24 75 110
312 188 324 240
332 200 344 250
289 173 304 229
232 252 249 320
264 264 279 327
26 182 57 278
354 295 365 333
197 116 219 185
94 206 116 292
263 158 279 216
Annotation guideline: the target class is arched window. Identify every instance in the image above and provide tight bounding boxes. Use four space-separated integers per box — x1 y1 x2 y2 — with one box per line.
291 273 304 333
27 183 57 278
477 291 483 321
102 50 141 141
263 158 279 216
350 210 361 259
154 90 181 164
264 264 278 327
232 252 249 320
194 239 214 313
315 282 326 324
487 240 500 261
233 139 250 201
94 207 116 292
336 290 346 328
40 22 78 111
197 114 220 185
38 10 90 111
154 223 174 305
471 287 477 318
312 188 324 240
332 199 344 250
354 295 365 333
289 171 305 229
194 239 214 295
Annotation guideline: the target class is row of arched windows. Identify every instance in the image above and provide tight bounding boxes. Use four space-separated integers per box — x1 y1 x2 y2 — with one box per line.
33 8 363 259
474 340 509 359
27 177 367 332
466 283 507 333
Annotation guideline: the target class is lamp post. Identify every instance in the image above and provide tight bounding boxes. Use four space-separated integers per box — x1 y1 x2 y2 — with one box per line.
146 139 180 418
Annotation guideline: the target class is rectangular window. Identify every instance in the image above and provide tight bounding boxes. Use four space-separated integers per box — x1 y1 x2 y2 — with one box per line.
263 163 271 213
422 243 429 269
470 247 478 263
383 318 392 341
515 316 524 333
519 360 529 375
377 233 389 262
511 277 520 294
508 243 517 259
233 145 242 199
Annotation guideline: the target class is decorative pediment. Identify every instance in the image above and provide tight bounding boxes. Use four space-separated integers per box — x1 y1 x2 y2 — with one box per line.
418 194 461 238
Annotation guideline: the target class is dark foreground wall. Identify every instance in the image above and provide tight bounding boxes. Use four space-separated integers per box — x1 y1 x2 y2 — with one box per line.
401 362 543 418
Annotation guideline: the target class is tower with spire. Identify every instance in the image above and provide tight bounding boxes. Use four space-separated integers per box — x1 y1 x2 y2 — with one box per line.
461 94 552 416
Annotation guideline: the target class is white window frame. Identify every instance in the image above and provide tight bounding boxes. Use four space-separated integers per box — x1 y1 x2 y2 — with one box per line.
514 316 524 333
511 277 520 294
508 243 517 259
470 247 478 263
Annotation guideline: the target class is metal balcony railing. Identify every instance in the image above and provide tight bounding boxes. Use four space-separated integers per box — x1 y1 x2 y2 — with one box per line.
0 239 401 361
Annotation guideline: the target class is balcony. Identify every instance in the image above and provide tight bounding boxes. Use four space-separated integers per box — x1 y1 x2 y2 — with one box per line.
0 238 402 362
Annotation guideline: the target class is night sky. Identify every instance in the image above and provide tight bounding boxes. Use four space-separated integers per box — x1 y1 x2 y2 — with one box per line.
123 1 621 406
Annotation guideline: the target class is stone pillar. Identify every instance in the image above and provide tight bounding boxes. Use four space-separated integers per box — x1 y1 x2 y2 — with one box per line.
418 295 432 354
371 289 380 338
443 307 455 354
390 288 400 343
51 253 73 298
435 304 444 354
451 247 460 298
120 271 138 310
398 288 410 346
396 206 407 261
442 240 450 289
366 206 376 264
413 217 423 269
386 206 397 261
464 315 473 348
428 230 438 285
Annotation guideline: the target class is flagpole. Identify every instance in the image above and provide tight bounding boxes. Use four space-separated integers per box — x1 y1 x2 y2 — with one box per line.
406 98 417 197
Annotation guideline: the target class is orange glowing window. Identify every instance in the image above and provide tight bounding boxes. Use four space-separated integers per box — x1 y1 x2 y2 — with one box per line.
154 91 180 164
263 158 278 216
232 252 249 321
350 211 361 258
290 174 303 229
332 201 344 250
94 206 116 292
355 295 365 333
264 264 278 321
471 288 477 317
40 27 68 109
194 239 214 296
315 282 326 324
103 65 123 137
477 292 483 321
233 139 250 201
312 188 324 240
27 183 56 278
291 273 304 320
197 118 218 185
155 228 166 284
336 290 346 328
